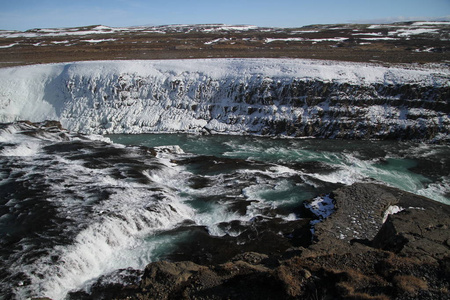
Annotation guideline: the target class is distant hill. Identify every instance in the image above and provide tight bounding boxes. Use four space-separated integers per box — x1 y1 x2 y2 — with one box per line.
1 22 449 67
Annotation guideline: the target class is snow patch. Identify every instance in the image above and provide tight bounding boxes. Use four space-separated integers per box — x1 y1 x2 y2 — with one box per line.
0 43 19 48
204 38 229 45
310 37 348 42
412 21 450 26
305 194 335 219
305 194 335 236
360 37 398 41
80 39 117 43
201 25 258 32
382 205 404 223
388 28 439 37
265 38 304 43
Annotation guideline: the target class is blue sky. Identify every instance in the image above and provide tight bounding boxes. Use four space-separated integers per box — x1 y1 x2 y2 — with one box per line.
1 0 449 31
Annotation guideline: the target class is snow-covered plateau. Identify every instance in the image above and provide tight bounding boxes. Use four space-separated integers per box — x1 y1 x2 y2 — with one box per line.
0 58 449 140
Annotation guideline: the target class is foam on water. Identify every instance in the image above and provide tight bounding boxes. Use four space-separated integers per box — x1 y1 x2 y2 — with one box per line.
109 133 450 204
242 179 306 207
302 152 444 202
0 123 196 299
0 140 41 156
178 173 255 236
0 124 43 157
16 200 192 299
191 202 246 237
224 139 447 202
416 178 450 205
223 142 345 165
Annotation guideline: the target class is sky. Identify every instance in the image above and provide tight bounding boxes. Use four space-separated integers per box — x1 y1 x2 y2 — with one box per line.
0 0 449 31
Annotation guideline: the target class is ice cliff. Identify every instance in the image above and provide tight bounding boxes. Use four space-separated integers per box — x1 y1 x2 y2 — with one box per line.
0 59 448 140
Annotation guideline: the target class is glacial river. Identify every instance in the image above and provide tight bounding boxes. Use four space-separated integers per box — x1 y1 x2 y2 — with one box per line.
1 126 449 299
109 134 450 204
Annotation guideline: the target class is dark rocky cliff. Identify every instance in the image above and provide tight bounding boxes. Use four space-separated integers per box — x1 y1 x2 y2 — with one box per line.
198 79 450 139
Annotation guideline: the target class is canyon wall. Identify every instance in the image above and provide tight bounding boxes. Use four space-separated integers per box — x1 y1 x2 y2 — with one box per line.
0 59 448 141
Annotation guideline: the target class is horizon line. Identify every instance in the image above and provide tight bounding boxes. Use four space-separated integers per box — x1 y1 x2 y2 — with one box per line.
3 18 450 32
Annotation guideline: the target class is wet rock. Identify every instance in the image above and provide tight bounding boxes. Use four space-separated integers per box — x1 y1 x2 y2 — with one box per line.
159 217 312 266
134 257 287 300
305 183 399 255
373 208 450 263
230 252 269 265
139 261 208 299
67 268 143 300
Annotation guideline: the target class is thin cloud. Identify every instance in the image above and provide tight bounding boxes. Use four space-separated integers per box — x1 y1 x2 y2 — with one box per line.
1 7 138 30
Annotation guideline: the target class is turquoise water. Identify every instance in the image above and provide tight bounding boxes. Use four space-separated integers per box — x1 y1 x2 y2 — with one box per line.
108 134 450 205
